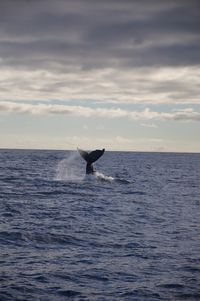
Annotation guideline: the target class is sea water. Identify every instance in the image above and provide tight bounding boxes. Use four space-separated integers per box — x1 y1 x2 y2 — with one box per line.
0 149 200 300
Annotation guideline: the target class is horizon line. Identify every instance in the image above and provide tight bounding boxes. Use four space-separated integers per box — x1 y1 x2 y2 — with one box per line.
0 147 199 155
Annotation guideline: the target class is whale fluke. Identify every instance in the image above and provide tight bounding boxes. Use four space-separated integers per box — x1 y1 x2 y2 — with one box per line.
77 148 105 174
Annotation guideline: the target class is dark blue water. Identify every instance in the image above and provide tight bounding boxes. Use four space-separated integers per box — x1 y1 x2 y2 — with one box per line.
0 149 200 301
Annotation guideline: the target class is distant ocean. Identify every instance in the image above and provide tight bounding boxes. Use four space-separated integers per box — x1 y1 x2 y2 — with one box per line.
0 149 200 301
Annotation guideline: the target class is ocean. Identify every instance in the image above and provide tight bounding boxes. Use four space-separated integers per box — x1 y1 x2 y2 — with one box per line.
0 149 200 301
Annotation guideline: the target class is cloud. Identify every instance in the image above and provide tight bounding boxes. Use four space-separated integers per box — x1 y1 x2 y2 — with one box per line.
1 101 200 122
0 0 199 108
0 66 200 105
1 0 200 67
141 123 157 128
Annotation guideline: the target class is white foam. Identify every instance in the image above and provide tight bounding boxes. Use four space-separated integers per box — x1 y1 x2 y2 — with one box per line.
94 171 115 182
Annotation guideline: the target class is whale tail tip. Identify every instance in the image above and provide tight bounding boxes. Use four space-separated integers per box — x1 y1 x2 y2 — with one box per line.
77 148 105 174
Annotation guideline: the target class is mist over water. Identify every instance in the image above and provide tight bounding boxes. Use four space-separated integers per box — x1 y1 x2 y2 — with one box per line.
1 149 200 301
55 151 83 182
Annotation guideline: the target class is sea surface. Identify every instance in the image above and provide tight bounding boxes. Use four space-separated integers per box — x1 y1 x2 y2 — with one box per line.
0 149 200 301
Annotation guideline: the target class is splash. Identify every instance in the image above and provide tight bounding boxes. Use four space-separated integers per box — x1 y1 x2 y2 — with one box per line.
55 152 127 184
84 172 130 184
55 151 83 182
83 173 114 183
92 171 115 182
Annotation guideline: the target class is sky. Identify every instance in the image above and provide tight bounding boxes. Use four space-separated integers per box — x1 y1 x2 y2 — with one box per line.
0 0 200 152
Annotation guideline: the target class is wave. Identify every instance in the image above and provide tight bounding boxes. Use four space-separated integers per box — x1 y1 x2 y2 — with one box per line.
0 230 84 247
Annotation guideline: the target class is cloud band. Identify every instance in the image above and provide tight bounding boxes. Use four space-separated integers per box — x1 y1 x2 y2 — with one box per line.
1 101 200 122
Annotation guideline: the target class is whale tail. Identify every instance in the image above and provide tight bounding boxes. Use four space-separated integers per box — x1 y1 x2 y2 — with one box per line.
77 148 105 174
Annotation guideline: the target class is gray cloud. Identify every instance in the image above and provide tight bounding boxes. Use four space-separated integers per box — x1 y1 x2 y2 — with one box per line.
0 0 200 69
0 0 200 105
